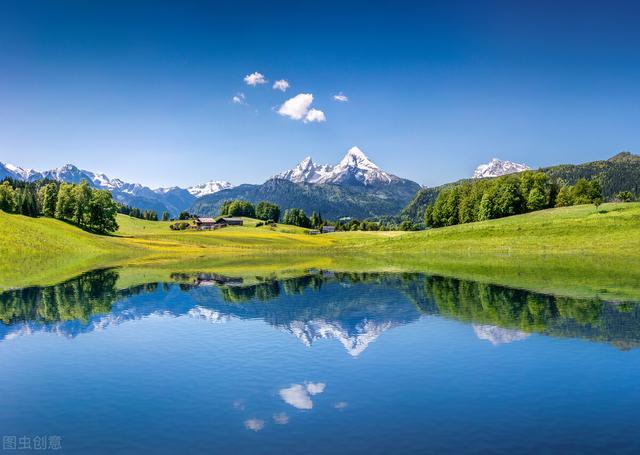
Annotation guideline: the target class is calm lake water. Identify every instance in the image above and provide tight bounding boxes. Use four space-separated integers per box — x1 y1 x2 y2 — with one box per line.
1 269 640 454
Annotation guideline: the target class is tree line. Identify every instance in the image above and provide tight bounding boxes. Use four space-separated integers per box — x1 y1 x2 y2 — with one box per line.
0 178 118 233
217 199 419 231
117 204 162 221
219 200 281 223
424 171 605 228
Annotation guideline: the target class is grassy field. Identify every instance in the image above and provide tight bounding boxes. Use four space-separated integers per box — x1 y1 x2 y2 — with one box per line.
1 203 639 299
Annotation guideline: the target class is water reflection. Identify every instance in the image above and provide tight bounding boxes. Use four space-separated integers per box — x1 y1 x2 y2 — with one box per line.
279 382 327 410
1 269 640 352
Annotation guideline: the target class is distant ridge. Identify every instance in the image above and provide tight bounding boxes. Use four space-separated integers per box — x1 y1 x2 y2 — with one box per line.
0 162 233 216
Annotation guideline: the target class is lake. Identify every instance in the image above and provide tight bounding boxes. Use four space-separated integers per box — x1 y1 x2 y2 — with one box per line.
1 269 640 454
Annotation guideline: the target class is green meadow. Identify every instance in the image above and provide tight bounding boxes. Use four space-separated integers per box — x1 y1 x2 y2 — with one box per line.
1 202 639 300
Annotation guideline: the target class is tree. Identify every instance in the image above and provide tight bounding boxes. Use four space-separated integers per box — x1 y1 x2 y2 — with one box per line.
283 208 310 227
87 190 119 233
616 191 633 202
255 201 280 221
555 185 574 207
221 200 255 217
399 220 418 231
478 190 497 221
495 178 525 217
178 211 191 220
14 187 37 216
162 211 170 221
309 211 323 229
0 181 16 212
39 183 58 217
526 187 547 211
55 183 75 220
572 178 598 204
143 210 158 221
594 196 603 211
72 179 92 226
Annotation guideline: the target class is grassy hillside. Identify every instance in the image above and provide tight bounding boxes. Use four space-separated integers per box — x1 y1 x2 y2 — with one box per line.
0 211 141 287
1 204 639 299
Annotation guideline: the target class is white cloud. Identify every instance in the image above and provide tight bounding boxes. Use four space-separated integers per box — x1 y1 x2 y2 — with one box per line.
306 382 326 395
304 108 326 123
279 382 326 410
244 72 267 86
244 418 265 432
232 93 246 105
333 93 348 102
278 93 326 123
273 412 289 424
279 384 312 409
278 93 314 120
273 79 290 91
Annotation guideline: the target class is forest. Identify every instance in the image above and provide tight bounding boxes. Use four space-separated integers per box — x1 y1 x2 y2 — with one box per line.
424 171 604 228
0 178 119 233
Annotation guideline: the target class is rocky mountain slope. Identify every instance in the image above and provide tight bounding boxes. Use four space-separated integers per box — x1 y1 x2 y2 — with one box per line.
191 147 422 219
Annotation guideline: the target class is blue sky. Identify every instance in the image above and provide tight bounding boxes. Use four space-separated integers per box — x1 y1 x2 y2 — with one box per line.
1 0 639 188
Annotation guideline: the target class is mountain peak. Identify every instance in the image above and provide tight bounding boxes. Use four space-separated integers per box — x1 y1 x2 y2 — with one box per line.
187 180 234 197
338 146 379 171
473 158 530 179
299 156 314 167
273 146 402 186
345 146 367 159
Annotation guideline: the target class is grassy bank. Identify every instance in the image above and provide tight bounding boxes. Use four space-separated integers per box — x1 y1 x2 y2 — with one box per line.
1 203 639 299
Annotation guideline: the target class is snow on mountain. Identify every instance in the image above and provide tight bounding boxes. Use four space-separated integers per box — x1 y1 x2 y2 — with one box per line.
473 325 530 345
473 158 531 179
1 161 230 199
272 146 402 186
286 318 395 357
3 163 40 180
273 156 334 184
187 180 234 197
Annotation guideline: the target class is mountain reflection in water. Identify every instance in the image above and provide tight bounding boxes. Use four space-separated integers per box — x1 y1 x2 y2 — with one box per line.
1 269 639 353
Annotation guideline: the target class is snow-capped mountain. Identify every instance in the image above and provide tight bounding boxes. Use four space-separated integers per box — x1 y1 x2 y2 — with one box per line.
0 161 233 215
286 318 396 357
187 180 234 197
473 158 531 179
473 325 530 345
2 163 41 180
273 146 404 186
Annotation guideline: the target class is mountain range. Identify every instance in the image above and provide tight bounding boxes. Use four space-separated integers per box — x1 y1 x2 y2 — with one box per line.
0 162 233 216
4 149 636 222
190 147 423 219
2 146 419 218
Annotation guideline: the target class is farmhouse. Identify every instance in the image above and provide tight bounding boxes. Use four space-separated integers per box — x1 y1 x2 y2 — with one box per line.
321 226 335 233
194 217 218 229
216 217 244 226
193 216 245 230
